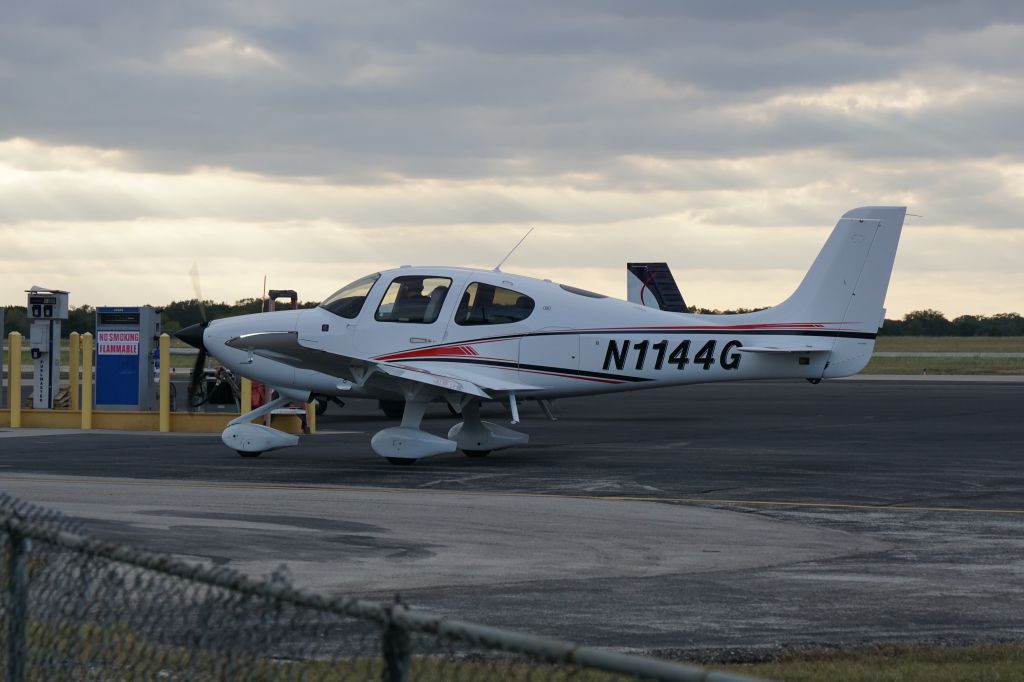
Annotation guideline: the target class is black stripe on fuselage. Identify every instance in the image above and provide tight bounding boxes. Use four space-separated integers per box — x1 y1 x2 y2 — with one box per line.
374 328 875 361
395 356 651 384
539 328 876 340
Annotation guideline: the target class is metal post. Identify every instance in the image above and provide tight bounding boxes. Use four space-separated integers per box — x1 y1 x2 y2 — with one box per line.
159 334 170 432
240 377 252 416
81 333 93 430
69 332 80 412
381 599 411 682
9 332 21 428
6 525 29 682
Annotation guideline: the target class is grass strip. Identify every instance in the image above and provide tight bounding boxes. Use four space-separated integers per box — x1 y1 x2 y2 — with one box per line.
861 356 1024 375
724 643 1024 682
874 336 1024 353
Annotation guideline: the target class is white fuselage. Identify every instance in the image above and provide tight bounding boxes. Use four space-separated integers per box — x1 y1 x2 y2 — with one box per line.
202 266 877 402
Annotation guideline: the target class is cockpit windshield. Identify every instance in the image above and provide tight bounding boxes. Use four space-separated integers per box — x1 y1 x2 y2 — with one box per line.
319 273 380 319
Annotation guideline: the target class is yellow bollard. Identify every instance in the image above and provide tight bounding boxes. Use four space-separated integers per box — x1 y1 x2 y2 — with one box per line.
8 332 21 428
159 333 170 432
69 332 80 411
81 332 93 430
306 400 317 434
240 377 252 415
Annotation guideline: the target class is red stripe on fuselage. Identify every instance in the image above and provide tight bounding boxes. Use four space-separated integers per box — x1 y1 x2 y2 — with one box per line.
376 344 480 362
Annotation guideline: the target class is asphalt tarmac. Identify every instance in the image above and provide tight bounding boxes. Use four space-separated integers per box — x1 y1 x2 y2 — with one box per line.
1 377 1023 658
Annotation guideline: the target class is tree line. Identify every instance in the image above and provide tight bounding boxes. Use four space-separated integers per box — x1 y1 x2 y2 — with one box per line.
2 300 1022 337
877 309 1024 336
1 298 318 338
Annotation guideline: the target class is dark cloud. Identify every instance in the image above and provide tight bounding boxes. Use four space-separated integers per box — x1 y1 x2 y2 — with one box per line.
1 1 1023 183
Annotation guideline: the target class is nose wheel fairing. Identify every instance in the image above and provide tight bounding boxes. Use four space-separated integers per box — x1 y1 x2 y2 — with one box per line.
222 392 304 455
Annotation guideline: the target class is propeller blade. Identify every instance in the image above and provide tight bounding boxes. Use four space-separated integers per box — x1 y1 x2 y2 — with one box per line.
189 261 208 326
186 263 212 409
187 347 209 408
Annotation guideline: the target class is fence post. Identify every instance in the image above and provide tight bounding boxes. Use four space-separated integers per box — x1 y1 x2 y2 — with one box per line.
81 333 93 430
240 377 252 416
8 332 21 428
6 524 29 682
69 332 80 412
159 333 170 432
381 598 411 682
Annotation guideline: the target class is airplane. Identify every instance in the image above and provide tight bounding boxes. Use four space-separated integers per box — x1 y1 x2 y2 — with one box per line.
626 262 689 312
177 206 906 465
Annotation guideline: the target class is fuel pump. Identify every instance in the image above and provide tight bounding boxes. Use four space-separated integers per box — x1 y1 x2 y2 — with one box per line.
94 306 161 410
26 286 69 409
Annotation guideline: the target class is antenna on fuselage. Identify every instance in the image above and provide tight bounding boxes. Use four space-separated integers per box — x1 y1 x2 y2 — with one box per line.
493 227 534 272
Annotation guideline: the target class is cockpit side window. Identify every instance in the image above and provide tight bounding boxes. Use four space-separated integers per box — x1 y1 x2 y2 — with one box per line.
320 273 380 319
375 275 452 324
455 282 535 325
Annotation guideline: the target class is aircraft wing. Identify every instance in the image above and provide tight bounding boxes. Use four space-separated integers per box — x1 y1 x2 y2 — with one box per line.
225 331 535 399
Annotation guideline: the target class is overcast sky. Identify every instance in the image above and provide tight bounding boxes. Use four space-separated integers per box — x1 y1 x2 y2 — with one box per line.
2 1 1022 316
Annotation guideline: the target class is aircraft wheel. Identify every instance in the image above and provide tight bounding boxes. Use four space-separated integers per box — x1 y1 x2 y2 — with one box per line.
386 457 416 466
315 397 329 415
380 400 404 419
463 450 491 458
237 450 263 458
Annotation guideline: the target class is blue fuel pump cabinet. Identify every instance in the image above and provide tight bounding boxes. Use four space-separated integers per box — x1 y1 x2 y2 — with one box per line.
94 306 161 410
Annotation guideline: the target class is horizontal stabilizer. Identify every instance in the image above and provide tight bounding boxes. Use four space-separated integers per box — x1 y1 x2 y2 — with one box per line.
738 345 832 354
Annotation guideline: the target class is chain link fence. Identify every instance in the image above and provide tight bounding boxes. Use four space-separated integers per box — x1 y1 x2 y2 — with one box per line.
0 494 764 681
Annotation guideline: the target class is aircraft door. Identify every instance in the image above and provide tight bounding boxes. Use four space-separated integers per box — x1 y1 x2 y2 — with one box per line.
353 274 454 357
518 328 580 387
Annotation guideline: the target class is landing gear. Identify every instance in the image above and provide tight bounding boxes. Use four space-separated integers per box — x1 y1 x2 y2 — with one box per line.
373 398 458 463
448 401 528 456
370 397 528 464
221 392 301 456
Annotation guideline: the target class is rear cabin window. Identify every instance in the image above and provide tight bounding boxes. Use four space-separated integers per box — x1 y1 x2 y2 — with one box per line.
374 275 452 323
559 284 607 298
455 283 535 325
320 273 380 319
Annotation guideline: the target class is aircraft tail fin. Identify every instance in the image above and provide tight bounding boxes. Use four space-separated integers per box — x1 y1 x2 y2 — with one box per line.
627 262 689 313
767 206 906 334
739 206 906 378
